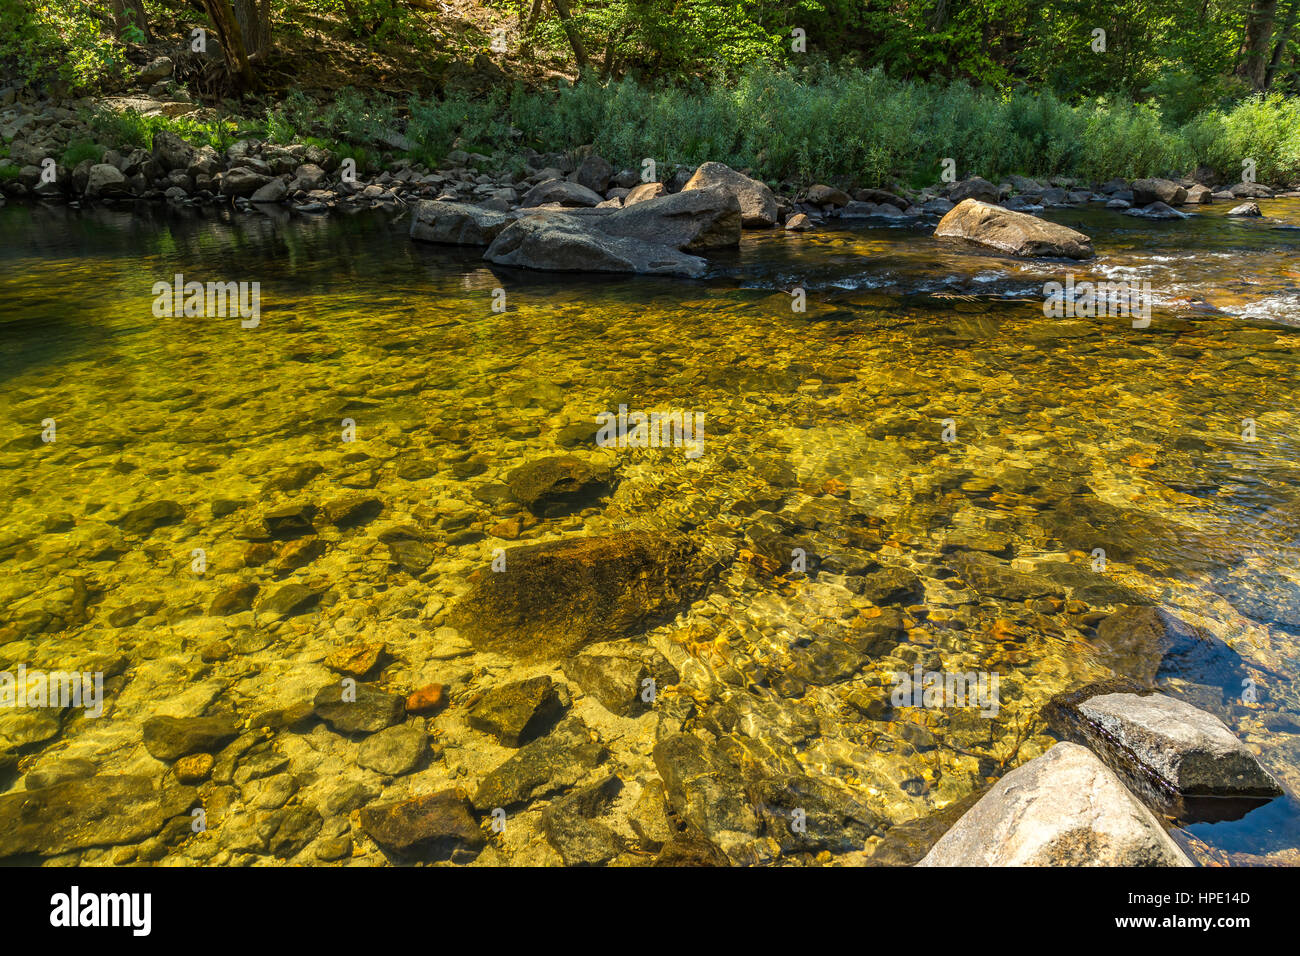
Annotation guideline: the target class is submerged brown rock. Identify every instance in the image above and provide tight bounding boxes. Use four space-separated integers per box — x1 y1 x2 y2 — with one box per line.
448 531 718 660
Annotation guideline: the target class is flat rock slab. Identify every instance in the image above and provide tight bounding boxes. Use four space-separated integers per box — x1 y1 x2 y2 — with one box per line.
409 200 511 245
471 718 607 810
143 714 242 761
0 776 197 857
917 742 1192 866
448 531 718 660
1077 692 1281 797
934 198 1094 259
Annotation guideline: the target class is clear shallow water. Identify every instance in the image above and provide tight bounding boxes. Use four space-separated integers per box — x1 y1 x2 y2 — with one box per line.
0 199 1298 865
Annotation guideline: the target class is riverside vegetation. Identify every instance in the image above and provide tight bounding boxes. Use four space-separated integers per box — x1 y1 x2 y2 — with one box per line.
1 0 1299 868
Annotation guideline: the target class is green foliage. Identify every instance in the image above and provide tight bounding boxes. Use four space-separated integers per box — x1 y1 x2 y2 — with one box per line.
84 107 240 154
392 63 1300 185
0 0 133 93
60 140 105 167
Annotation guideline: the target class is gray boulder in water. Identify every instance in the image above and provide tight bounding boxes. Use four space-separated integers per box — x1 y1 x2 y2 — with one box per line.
917 742 1192 866
483 187 741 276
409 200 512 245
1073 692 1281 798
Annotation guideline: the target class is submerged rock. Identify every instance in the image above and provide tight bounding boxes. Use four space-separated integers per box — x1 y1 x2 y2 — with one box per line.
466 676 566 746
1089 605 1244 690
562 643 679 717
652 733 760 852
471 718 607 810
505 455 614 517
313 682 404 735
357 723 427 776
541 774 625 865
0 776 196 857
115 499 185 535
448 531 718 660
933 199 1094 259
359 789 485 860
917 742 1191 866
143 715 242 761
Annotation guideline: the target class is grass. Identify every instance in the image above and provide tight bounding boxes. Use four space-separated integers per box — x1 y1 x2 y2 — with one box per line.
77 65 1300 189
61 140 106 167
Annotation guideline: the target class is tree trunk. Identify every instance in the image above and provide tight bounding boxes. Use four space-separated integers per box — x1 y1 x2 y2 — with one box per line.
1237 0 1280 90
109 0 152 39
199 0 257 88
231 0 272 57
549 0 589 71
1265 0 1299 88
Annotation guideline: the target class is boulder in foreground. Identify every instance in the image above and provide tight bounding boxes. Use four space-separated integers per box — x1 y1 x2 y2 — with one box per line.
917 742 1191 866
933 199 1094 259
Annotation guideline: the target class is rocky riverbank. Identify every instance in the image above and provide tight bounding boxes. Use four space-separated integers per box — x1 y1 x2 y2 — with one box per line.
4 91 1299 273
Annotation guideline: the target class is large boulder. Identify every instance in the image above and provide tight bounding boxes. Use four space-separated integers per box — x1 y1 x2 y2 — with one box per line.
933 199 1094 259
519 178 604 208
221 166 273 197
483 215 707 277
481 186 740 276
410 200 512 245
564 186 741 251
448 531 718 660
1131 178 1188 206
948 176 1000 203
1065 692 1281 798
83 163 129 200
152 129 195 173
572 153 613 193
681 161 778 227
917 742 1192 866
